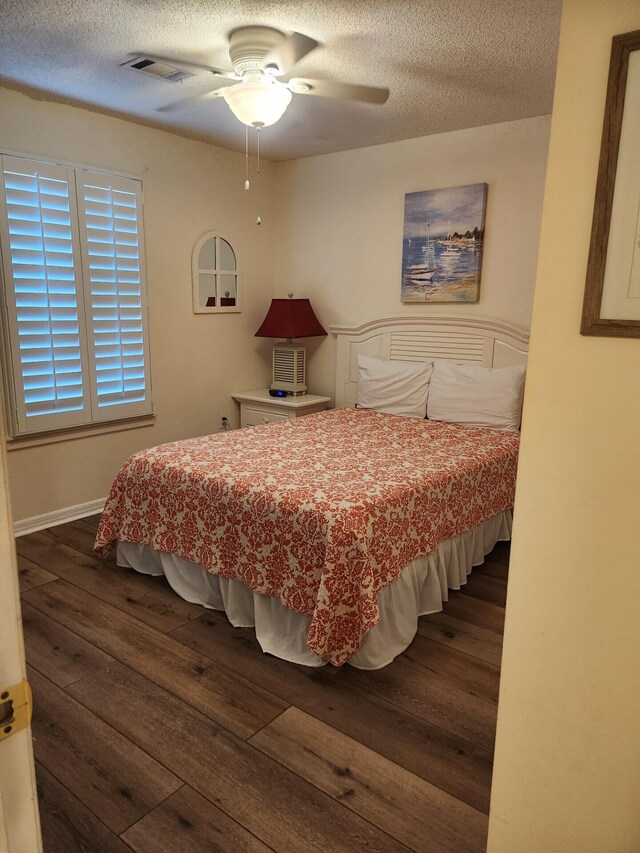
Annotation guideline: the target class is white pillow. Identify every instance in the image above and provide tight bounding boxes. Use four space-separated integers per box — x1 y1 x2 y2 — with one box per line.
427 362 526 431
357 355 433 418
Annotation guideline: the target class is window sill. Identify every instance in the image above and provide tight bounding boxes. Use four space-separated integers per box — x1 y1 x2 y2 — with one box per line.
6 414 156 451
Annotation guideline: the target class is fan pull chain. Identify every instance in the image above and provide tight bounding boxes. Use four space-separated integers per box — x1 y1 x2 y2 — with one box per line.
244 125 250 191
255 126 261 225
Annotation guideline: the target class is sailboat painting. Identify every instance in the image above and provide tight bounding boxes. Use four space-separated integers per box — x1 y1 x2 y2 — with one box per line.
401 183 487 303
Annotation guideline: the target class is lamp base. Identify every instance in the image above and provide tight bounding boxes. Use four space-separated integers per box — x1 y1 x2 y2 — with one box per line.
271 342 307 395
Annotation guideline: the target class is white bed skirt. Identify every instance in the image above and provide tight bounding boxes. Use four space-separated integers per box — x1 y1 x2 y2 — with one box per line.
117 510 511 670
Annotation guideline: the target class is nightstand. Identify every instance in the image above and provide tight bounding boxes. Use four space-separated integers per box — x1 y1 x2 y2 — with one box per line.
232 389 331 428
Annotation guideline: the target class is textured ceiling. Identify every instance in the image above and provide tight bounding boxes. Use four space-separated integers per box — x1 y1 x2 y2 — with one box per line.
0 0 562 162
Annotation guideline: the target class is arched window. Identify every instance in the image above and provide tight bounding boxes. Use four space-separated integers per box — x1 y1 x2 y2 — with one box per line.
192 232 240 313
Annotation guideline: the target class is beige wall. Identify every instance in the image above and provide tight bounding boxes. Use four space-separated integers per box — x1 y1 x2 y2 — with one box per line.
488 3 640 850
273 116 551 399
0 88 275 521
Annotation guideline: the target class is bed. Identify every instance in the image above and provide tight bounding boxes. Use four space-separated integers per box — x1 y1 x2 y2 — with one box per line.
95 315 528 669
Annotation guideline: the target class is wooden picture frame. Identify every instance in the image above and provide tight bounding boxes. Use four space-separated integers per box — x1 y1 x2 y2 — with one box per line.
582 30 640 337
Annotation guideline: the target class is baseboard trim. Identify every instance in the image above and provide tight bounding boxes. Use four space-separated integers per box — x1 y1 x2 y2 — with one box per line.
14 497 106 537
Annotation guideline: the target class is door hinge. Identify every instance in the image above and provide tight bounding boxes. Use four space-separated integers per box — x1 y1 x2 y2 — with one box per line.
0 680 32 742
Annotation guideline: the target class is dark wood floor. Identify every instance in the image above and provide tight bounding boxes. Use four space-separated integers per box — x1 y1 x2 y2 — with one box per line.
17 515 509 852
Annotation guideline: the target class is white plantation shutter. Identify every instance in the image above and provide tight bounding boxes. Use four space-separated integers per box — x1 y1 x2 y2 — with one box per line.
76 172 151 421
0 156 91 433
0 154 152 436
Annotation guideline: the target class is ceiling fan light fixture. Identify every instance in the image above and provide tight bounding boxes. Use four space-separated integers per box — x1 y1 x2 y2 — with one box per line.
223 77 292 127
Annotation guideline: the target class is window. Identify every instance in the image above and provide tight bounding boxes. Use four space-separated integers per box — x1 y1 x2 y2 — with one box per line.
0 154 152 437
192 231 240 313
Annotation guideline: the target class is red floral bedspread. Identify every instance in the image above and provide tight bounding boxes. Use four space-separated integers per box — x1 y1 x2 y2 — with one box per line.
95 407 519 665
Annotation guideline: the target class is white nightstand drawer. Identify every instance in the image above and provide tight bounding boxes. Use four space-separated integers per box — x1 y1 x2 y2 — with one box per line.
243 407 289 427
233 390 332 429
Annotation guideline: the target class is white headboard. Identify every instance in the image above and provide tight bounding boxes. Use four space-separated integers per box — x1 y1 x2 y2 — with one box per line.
331 315 529 408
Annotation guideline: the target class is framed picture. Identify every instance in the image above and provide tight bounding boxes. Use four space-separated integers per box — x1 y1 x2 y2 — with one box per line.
582 30 640 337
401 182 487 303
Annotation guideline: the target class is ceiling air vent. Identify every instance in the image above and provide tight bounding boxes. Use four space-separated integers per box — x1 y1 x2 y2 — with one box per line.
121 56 195 84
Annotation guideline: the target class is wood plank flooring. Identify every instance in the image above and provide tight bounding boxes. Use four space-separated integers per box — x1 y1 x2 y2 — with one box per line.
17 515 508 852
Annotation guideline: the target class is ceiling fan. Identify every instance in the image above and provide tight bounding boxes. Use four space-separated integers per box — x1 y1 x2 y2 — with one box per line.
125 25 390 128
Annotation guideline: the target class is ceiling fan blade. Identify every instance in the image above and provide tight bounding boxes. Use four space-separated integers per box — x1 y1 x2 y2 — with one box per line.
288 77 389 104
157 87 228 113
140 53 239 80
262 32 319 75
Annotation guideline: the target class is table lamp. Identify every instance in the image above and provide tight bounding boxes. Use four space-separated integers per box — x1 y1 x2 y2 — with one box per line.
255 297 327 395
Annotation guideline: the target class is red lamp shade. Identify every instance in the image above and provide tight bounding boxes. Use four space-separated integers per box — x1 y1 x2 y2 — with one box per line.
255 298 327 339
